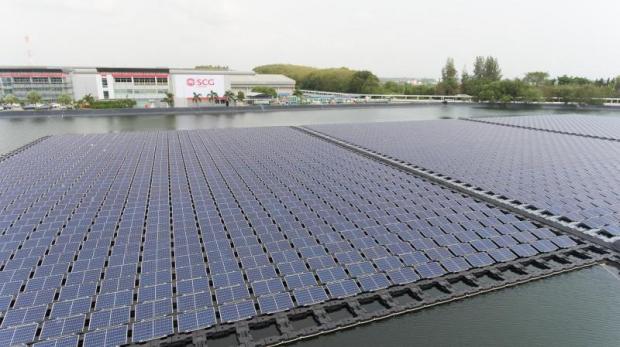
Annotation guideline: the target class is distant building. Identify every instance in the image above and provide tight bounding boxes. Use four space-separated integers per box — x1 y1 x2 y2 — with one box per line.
0 66 295 107
0 67 73 103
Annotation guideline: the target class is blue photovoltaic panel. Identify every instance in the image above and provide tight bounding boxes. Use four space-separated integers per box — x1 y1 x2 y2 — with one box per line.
89 306 131 330
0 126 583 345
326 279 361 299
309 119 620 239
40 315 85 340
32 335 79 347
219 300 257 323
132 316 174 343
258 292 295 314
83 326 128 347
177 308 217 332
0 324 38 346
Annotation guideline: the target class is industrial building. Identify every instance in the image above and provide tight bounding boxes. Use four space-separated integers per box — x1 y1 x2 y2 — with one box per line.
0 67 73 103
0 66 296 107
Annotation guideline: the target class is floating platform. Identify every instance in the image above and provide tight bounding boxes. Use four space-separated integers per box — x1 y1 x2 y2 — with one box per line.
307 118 620 244
0 121 618 347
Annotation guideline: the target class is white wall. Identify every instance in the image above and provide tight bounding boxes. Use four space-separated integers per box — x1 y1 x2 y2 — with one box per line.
71 73 100 100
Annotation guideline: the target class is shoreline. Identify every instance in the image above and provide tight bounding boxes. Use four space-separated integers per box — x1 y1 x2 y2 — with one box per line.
0 101 618 119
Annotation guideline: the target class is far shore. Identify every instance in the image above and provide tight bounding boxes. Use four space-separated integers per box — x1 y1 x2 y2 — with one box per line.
0 101 618 119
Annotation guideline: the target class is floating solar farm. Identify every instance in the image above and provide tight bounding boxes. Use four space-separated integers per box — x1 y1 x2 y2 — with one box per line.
0 118 617 347
471 115 620 140
308 119 620 241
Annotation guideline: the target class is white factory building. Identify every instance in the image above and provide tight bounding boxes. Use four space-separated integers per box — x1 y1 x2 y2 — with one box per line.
0 66 296 107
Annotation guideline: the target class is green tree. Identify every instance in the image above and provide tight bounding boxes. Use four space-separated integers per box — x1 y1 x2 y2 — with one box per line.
436 58 459 95
473 56 486 79
251 86 277 98
300 68 355 92
348 70 381 94
26 91 42 104
253 64 318 83
76 94 96 108
57 93 73 106
292 89 304 101
162 92 174 107
2 94 19 105
483 56 502 81
224 90 236 104
382 81 404 94
236 91 245 102
192 92 202 105
208 90 219 103
523 72 550 86
557 75 591 85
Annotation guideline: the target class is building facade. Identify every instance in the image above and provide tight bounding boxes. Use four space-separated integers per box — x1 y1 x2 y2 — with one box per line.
0 66 296 107
0 67 73 103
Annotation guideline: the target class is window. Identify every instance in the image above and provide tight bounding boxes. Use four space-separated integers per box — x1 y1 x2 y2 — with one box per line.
13 77 30 84
102 78 108 87
32 77 49 84
103 91 109 99
156 77 168 85
133 78 156 85
114 77 132 83
50 77 63 84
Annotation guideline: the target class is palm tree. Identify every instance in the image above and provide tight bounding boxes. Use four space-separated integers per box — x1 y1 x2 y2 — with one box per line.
192 92 202 105
224 90 236 105
163 92 174 107
236 91 245 103
57 93 73 106
77 93 95 108
208 91 218 104
293 89 304 104
2 94 19 105
26 91 42 105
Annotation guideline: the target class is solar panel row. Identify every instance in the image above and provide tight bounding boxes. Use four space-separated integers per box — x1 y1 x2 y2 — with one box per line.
309 119 620 238
0 126 579 346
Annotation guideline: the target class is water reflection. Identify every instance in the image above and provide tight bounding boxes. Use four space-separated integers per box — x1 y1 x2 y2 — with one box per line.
1 104 619 154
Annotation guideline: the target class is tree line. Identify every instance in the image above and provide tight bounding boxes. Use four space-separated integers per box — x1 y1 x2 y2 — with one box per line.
437 56 620 104
254 61 620 104
254 64 383 94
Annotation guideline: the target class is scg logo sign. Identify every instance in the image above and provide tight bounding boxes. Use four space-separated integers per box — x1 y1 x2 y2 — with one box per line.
186 77 215 87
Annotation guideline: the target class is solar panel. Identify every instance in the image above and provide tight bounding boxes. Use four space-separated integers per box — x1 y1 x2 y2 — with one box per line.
0 126 585 345
258 292 295 314
219 300 257 323
326 279 361 298
132 316 174 342
358 273 391 291
89 306 131 330
177 308 218 332
1 305 47 328
0 324 38 346
440 257 472 273
32 335 79 347
83 326 128 347
386 267 420 285
293 286 329 306
40 315 85 339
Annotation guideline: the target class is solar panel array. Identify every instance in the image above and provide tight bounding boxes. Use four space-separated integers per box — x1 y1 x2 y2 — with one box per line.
308 118 620 238
475 115 620 140
0 126 580 345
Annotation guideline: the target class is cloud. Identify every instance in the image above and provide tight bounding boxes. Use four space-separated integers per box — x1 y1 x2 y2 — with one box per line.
1 0 619 78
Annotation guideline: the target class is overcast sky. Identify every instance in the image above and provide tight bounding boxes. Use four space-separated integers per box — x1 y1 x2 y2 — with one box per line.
2 0 619 79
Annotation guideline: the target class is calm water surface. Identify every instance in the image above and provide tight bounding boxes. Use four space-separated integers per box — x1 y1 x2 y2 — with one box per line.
2 104 620 154
295 265 620 347
1 104 619 346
